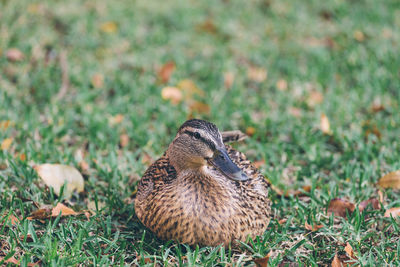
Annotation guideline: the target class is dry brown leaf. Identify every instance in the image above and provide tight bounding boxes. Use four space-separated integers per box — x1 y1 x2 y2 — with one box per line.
100 21 118 33
91 73 104 88
189 101 210 114
384 207 400 218
1 256 19 265
27 206 52 220
51 203 77 217
6 48 25 62
320 113 332 135
344 243 355 259
371 98 385 113
307 91 324 107
378 190 384 203
247 66 267 82
331 254 342 267
304 221 323 232
272 185 311 198
278 219 287 225
161 86 183 105
142 153 153 167
224 72 235 89
276 79 288 91
253 252 271 267
288 107 302 118
353 30 365 42
253 159 265 169
9 214 20 225
359 198 380 212
0 120 11 130
34 164 84 198
377 170 400 189
1 138 13 150
158 61 176 84
120 133 130 148
19 153 26 161
327 198 355 217
245 127 256 136
196 19 218 34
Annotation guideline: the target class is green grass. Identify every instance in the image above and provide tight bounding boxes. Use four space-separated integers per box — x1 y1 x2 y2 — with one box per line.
1 0 400 265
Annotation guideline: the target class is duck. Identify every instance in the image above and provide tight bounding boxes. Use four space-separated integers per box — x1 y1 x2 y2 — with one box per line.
135 119 271 246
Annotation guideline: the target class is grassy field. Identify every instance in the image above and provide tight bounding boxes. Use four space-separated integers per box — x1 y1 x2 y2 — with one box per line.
1 0 400 265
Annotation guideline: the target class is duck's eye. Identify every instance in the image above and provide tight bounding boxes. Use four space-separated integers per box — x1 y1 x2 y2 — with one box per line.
193 132 201 139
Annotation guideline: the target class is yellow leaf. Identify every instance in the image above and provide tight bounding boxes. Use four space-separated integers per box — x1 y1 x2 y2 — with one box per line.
34 164 84 198
100 21 118 33
378 170 400 189
0 120 11 130
177 79 205 98
354 30 365 42
245 127 256 136
247 66 267 82
1 138 13 150
51 203 77 217
161 86 183 105
320 113 332 135
91 73 104 88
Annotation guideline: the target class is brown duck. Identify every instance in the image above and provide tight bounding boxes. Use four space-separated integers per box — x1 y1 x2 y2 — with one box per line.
135 119 271 246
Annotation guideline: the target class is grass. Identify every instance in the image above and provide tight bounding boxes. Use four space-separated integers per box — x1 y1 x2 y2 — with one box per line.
1 0 400 265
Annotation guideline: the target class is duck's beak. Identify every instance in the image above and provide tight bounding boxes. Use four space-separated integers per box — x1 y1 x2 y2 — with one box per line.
210 148 248 181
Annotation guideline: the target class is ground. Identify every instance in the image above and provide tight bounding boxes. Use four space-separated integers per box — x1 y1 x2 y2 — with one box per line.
0 0 399 265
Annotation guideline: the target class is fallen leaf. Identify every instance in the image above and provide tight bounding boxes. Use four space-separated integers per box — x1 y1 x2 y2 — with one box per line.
0 120 11 130
377 170 400 189
344 243 355 259
109 114 124 125
378 190 384 203
6 48 25 62
278 219 287 225
189 101 210 114
307 91 324 107
331 254 342 267
223 72 235 89
177 79 205 98
320 113 332 135
34 164 84 198
1 138 13 150
253 160 265 169
271 185 311 198
327 198 355 218
353 30 365 42
158 61 176 84
371 98 385 113
161 86 183 105
120 133 130 147
359 198 380 212
196 19 218 35
9 214 20 225
100 21 118 33
384 207 400 218
91 73 104 88
79 160 89 173
51 203 77 217
276 79 288 91
304 221 323 231
1 256 19 265
27 206 52 220
19 153 26 161
247 66 267 82
0 163 7 170
288 107 302 118
245 127 256 136
142 153 153 167
254 252 271 267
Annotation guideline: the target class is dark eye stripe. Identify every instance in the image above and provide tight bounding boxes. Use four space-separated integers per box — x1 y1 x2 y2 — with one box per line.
184 130 216 151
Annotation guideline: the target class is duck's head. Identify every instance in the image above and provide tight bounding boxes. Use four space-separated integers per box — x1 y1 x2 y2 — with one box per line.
167 119 248 182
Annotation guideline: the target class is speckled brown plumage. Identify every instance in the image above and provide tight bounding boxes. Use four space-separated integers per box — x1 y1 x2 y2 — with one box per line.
135 120 271 247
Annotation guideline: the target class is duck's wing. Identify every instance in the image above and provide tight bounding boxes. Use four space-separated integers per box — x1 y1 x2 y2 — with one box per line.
221 130 247 143
135 153 177 202
225 145 271 187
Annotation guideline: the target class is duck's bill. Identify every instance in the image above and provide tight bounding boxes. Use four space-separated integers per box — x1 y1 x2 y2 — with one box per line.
210 148 248 181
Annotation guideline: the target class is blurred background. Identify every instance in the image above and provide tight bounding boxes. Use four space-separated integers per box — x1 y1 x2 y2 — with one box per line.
0 0 400 264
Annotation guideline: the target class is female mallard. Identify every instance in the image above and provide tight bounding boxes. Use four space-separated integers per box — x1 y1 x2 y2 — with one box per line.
135 119 271 246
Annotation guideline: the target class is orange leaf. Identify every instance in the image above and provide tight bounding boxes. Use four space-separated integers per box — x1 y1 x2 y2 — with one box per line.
344 242 355 259
0 120 11 130
276 79 288 91
247 66 267 82
320 113 332 135
377 170 400 189
91 73 104 88
9 215 20 225
278 219 287 225
120 133 130 148
327 198 355 217
19 153 26 161
245 127 256 136
253 159 265 169
331 254 343 267
223 72 235 89
304 221 323 231
253 252 271 267
158 61 176 84
384 207 400 218
161 86 183 105
1 138 13 150
353 30 365 42
27 207 52 220
6 48 25 62
51 203 77 217
1 256 19 265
